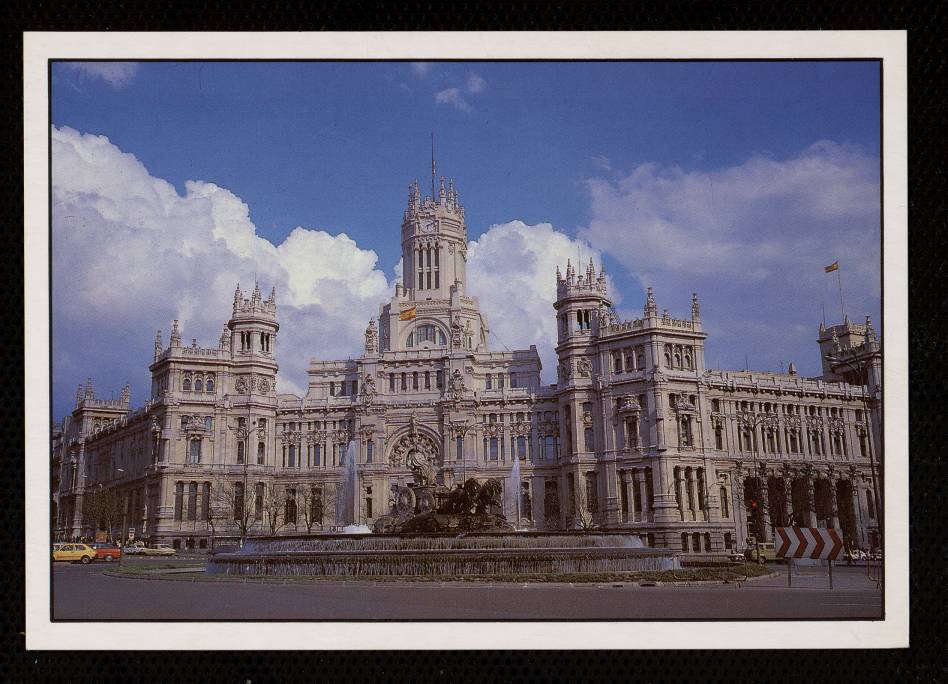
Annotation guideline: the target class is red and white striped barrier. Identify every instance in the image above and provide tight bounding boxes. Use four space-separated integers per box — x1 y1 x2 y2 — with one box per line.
775 527 844 560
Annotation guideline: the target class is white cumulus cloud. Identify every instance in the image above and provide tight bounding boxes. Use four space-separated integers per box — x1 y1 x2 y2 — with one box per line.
434 87 471 113
52 126 393 413
63 62 140 88
578 141 880 375
467 221 609 384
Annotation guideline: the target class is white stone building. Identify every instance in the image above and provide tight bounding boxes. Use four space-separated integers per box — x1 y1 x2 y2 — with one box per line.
52 174 883 555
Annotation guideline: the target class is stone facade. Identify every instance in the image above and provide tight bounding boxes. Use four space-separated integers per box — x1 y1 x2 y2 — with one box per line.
52 175 883 555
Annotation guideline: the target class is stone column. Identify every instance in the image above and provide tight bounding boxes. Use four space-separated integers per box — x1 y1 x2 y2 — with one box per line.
828 474 840 529
758 469 772 542
688 469 699 521
637 470 649 522
804 470 818 527
618 469 630 522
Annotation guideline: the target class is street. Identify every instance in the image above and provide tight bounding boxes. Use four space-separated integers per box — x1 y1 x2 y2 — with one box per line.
52 561 882 620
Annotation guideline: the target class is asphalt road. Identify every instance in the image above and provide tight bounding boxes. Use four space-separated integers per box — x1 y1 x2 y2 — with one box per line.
52 561 882 620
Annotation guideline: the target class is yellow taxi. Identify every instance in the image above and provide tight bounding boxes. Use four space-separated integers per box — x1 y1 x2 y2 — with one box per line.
52 543 97 564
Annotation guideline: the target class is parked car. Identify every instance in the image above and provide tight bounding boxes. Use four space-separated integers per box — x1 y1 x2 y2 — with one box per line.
88 543 122 562
144 544 177 557
744 539 778 564
728 549 747 563
123 543 148 555
52 543 96 564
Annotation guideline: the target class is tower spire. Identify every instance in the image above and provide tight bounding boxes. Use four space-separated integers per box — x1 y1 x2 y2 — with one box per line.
431 132 436 201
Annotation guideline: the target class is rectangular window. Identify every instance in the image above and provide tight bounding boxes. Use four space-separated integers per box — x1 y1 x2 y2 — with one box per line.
366 440 374 463
424 371 431 389
436 371 444 389
237 441 245 464
434 249 439 267
456 436 463 460
498 374 505 389
489 437 499 461
187 482 197 520
352 380 358 396
257 442 265 465
401 373 407 391
427 272 431 289
288 444 296 468
412 372 419 390
486 374 493 389
254 483 264 521
173 482 183 521
418 272 424 290
517 436 527 460
188 439 202 464
314 443 321 467
329 381 335 397
389 373 395 393
365 497 373 519
201 482 210 520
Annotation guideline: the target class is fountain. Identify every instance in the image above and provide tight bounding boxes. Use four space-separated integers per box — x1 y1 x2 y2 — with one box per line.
506 453 522 528
207 473 681 578
335 441 358 527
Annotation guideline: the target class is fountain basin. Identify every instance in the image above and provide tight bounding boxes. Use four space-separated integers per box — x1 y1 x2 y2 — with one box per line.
206 532 680 578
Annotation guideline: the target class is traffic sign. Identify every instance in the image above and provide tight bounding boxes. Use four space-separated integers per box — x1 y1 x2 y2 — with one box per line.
775 527 844 560
128 528 135 541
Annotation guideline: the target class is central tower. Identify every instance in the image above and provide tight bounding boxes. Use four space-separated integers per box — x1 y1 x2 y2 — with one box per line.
402 176 467 300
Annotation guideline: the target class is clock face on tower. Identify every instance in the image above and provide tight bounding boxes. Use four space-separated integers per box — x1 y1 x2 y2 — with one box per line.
421 219 436 234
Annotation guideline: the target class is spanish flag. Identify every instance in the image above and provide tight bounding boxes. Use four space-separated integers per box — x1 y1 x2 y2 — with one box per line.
824 261 839 273
399 305 417 321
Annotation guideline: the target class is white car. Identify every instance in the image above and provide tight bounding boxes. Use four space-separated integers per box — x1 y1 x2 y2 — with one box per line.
145 544 177 556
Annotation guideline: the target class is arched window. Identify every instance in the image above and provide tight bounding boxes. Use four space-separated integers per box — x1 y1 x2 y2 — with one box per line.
285 495 297 525
684 353 693 370
206 376 215 393
194 377 203 392
674 353 682 368
183 375 191 391
664 352 672 367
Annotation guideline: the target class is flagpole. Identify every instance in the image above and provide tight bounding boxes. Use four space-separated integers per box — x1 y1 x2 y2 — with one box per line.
836 262 845 322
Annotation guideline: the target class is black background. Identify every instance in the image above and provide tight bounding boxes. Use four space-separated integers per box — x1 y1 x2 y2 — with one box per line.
4 2 943 680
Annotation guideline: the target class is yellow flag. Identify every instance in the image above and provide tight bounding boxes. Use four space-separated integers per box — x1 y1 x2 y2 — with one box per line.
399 306 417 321
824 261 839 273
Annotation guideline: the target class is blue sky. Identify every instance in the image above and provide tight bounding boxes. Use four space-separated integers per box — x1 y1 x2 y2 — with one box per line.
51 60 881 419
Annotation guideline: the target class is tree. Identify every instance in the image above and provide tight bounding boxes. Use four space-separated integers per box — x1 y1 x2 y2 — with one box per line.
298 484 325 534
260 483 289 536
81 487 124 541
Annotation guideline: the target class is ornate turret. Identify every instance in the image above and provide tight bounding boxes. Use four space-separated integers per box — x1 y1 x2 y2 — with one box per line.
644 286 658 318
170 319 181 347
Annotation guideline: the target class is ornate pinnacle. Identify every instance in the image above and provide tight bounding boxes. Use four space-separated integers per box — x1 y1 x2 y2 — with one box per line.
252 281 261 305
691 292 701 320
644 286 657 317
865 315 877 342
555 264 562 283
75 384 83 407
233 283 242 311
120 383 130 404
153 329 163 361
85 377 94 400
170 319 181 347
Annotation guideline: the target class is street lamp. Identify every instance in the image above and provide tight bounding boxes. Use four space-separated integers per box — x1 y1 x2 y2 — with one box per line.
737 410 778 562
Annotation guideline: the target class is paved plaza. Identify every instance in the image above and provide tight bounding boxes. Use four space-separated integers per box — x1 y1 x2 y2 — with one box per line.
52 561 882 621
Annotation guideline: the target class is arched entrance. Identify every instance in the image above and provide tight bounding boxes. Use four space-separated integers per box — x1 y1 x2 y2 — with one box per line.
835 479 858 549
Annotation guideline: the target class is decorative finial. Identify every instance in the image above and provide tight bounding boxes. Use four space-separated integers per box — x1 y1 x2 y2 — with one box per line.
556 264 562 283
439 176 446 203
170 319 181 347
85 377 94 400
645 286 657 317
154 329 163 361
788 361 797 376
691 292 701 320
252 281 261 305
75 384 83 407
233 283 242 311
